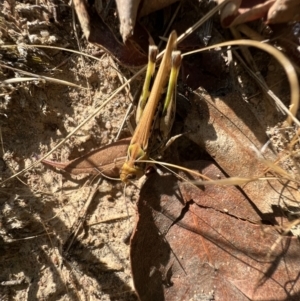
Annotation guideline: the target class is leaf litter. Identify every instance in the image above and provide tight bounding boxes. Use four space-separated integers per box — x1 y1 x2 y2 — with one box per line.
1 0 300 301
131 161 300 300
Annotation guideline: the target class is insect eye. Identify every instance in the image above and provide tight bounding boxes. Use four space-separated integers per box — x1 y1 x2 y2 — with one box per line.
127 173 137 180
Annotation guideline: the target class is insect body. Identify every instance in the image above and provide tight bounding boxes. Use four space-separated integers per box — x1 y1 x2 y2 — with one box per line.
120 31 182 183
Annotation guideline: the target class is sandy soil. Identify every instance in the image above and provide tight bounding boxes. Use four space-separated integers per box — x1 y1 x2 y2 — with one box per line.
0 1 138 300
1 0 299 300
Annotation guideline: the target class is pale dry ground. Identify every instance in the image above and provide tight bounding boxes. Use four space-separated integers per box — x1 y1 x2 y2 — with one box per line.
1 1 299 300
0 0 139 300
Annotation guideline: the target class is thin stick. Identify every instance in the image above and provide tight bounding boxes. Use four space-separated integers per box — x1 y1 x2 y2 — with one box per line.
64 177 102 253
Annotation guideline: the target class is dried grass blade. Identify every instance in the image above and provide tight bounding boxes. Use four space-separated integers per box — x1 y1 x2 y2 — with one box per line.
0 63 87 89
183 40 299 126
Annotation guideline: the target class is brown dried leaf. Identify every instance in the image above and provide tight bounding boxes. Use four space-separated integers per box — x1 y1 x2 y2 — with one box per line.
42 137 130 178
185 88 300 215
115 0 141 42
218 0 300 27
267 0 300 24
115 0 180 42
73 0 147 67
130 161 300 301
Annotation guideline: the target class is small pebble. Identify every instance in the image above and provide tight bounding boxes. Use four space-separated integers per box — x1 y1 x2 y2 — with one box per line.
105 121 111 130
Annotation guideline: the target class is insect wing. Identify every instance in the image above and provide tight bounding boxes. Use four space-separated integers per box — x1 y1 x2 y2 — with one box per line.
136 45 158 125
160 50 182 140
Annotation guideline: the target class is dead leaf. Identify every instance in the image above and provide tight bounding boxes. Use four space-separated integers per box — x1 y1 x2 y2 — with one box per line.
115 0 141 42
184 87 300 215
73 0 148 67
218 0 300 27
42 137 130 178
267 0 300 24
130 161 300 301
115 0 180 42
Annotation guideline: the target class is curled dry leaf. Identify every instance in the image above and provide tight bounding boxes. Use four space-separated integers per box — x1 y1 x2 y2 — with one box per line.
116 0 180 42
73 0 147 67
218 0 300 27
42 137 130 178
267 0 300 23
130 161 300 301
115 0 141 42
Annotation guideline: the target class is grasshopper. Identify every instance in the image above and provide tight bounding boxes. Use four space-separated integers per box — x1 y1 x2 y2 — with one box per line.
120 31 182 183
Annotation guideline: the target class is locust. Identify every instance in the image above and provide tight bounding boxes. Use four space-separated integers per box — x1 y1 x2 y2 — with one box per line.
120 31 182 183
